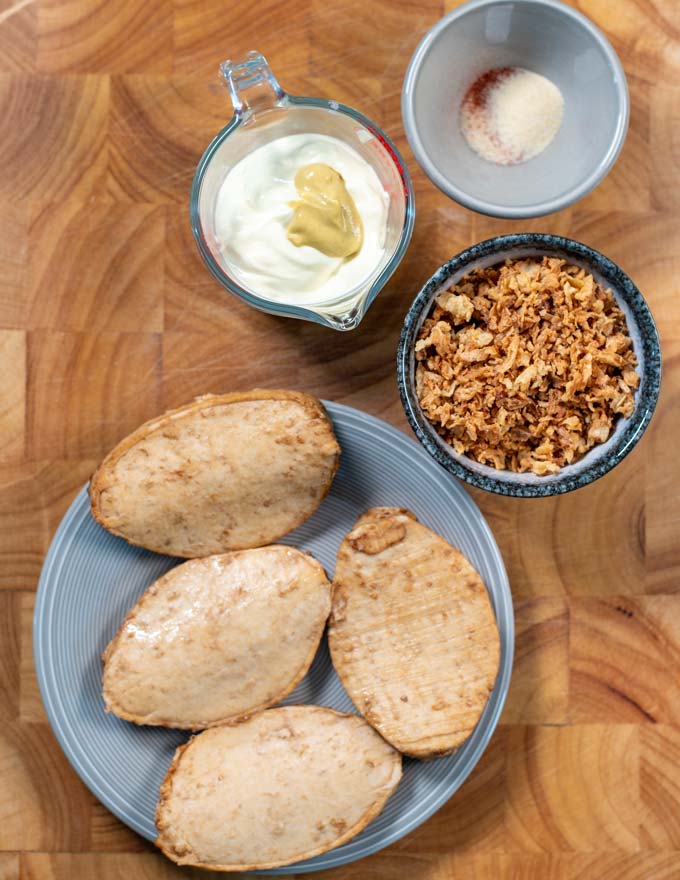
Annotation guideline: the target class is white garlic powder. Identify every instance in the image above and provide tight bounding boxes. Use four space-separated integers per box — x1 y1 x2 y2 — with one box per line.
460 67 564 165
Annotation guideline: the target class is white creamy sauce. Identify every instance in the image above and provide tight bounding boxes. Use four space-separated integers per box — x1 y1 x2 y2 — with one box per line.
214 133 389 305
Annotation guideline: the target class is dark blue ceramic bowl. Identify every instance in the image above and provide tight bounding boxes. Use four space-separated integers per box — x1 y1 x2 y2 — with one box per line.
397 233 662 497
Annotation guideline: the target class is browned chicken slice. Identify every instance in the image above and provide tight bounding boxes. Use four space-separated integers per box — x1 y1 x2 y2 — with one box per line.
90 389 340 558
102 547 331 730
329 507 500 758
155 706 401 871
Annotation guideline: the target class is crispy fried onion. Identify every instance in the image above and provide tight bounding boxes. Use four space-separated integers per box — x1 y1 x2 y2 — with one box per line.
415 258 639 476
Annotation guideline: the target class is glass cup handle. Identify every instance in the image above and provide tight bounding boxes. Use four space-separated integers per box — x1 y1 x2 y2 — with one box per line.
220 51 287 122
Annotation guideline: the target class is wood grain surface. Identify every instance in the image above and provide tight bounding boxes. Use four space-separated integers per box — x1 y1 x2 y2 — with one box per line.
0 0 678 878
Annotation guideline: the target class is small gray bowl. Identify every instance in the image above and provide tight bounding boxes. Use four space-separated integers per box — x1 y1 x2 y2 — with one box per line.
397 234 661 497
402 0 629 218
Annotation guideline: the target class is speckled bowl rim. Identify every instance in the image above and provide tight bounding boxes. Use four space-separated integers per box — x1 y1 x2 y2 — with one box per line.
397 233 662 497
401 0 630 219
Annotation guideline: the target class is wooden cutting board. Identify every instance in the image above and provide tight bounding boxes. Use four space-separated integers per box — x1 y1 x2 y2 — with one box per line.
0 0 678 878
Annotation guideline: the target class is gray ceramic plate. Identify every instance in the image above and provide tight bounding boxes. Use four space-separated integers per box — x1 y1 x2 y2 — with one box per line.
34 401 513 874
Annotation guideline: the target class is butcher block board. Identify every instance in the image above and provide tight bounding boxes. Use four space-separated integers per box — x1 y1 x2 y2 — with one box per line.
0 0 678 878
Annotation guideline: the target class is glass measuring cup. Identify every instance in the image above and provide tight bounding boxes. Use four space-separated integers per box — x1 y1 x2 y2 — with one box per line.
190 51 415 331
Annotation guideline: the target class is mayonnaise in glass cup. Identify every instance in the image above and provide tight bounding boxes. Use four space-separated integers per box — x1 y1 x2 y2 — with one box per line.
190 51 415 331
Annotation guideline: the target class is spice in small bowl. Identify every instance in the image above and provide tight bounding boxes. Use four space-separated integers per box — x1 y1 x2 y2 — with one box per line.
460 67 564 165
401 0 630 218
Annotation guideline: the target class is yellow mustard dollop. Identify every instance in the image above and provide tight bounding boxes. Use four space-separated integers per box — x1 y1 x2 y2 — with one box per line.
287 163 363 259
